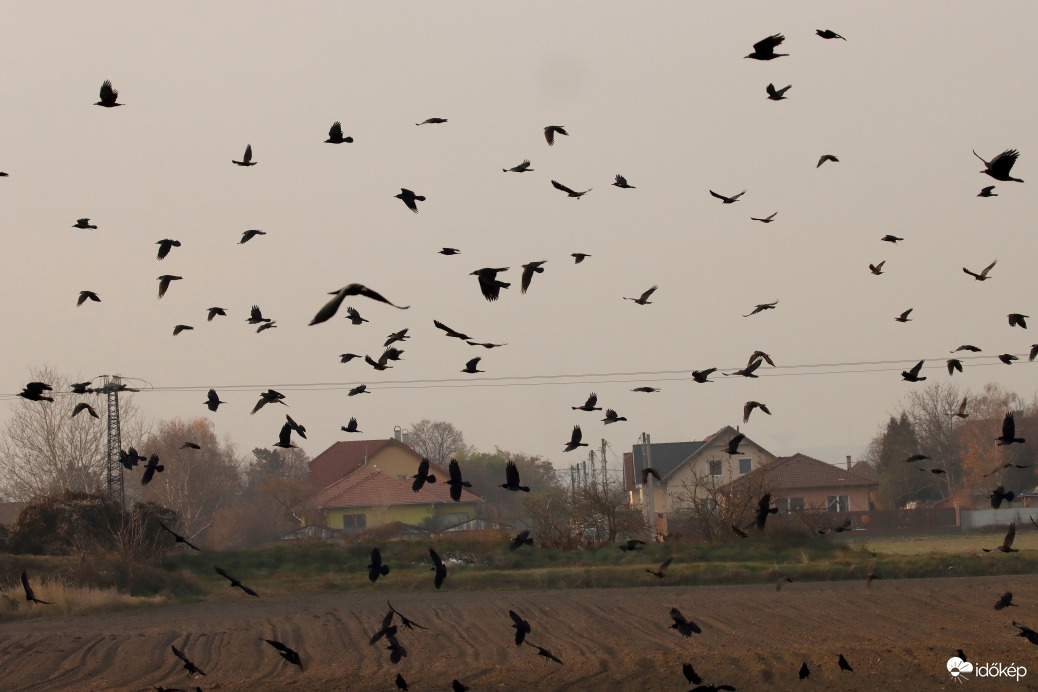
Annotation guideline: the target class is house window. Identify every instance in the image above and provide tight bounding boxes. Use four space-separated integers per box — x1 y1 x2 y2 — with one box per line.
341 514 367 530
708 460 723 476
827 495 849 513
739 458 752 474
777 497 805 513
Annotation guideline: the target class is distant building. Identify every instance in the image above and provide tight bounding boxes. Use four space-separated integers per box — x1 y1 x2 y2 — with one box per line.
628 426 775 514
723 453 877 513
307 436 481 531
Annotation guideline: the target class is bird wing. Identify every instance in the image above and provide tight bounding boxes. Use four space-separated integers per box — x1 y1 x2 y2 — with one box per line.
329 121 342 139
614 174 627 186
521 264 535 292
640 285 658 301
585 392 598 408
243 144 253 163
909 360 924 377
1003 412 1016 439
429 548 443 567
551 180 576 195
754 33 784 53
449 459 462 484
465 357 481 370
709 190 728 201
509 610 526 627
658 557 673 572
743 402 754 423
99 80 116 101
980 260 997 277
277 422 293 447
506 460 520 486
1005 523 1017 549
344 283 410 309
570 425 583 445
990 149 1019 177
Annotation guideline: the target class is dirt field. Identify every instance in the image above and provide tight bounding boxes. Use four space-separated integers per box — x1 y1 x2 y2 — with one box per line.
2 575 1038 691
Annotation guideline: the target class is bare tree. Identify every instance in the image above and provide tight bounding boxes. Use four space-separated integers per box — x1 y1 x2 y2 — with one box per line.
0 368 146 501
407 419 467 465
524 484 581 550
670 456 772 542
139 418 242 543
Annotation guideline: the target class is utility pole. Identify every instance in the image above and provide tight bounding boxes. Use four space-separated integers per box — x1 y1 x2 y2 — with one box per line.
601 438 608 495
642 432 657 542
95 375 139 509
588 450 597 492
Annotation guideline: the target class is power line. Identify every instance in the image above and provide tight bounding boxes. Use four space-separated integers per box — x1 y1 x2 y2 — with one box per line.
0 352 1032 400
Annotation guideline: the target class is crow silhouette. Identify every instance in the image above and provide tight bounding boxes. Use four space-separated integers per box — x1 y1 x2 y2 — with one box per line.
509 530 534 551
158 522 201 551
974 149 1023 182
20 571 52 604
368 548 390 582
544 125 568 146
525 641 563 663
501 460 530 491
325 121 353 143
215 567 258 596
745 34 787 60
563 425 588 452
669 607 701 636
412 458 437 492
982 523 1018 553
995 591 1017 611
171 645 205 676
647 557 672 578
309 284 409 325
510 609 532 645
446 459 471 501
997 412 1025 445
429 548 447 589
95 79 122 107
395 188 425 213
264 639 302 669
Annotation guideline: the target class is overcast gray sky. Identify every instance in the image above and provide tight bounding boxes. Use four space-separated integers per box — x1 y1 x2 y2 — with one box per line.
2 2 1037 473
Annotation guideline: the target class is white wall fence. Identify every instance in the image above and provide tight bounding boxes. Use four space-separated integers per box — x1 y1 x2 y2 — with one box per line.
961 508 1038 530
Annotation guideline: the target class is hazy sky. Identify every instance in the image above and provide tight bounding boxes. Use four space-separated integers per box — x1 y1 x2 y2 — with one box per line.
2 2 1037 476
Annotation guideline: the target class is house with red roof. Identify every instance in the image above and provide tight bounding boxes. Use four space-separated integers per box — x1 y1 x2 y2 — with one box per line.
308 438 481 531
723 452 877 513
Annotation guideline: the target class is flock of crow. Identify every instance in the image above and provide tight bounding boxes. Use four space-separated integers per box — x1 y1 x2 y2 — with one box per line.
6 19 1038 691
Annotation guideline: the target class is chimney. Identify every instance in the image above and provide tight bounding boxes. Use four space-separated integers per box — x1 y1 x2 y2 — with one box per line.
402 430 410 446
846 455 852 470
393 426 402 442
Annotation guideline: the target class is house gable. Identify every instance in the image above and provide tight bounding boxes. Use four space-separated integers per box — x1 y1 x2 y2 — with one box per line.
309 438 433 489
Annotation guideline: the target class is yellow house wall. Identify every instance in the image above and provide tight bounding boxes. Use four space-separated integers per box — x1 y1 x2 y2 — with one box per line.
324 502 478 530
366 446 428 479
775 486 872 512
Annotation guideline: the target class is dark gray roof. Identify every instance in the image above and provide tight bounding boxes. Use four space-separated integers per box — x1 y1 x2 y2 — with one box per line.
632 441 706 481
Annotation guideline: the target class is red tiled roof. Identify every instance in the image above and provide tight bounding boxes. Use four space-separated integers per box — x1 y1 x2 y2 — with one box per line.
309 438 404 489
311 465 482 508
726 453 877 492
